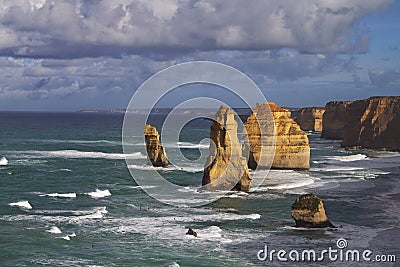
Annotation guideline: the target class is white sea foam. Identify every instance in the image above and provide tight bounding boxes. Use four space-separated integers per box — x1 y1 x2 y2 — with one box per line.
129 185 158 190
130 141 209 149
176 142 209 149
108 211 260 244
86 189 111 198
328 153 368 162
168 262 180 267
267 178 315 190
72 207 108 220
156 212 261 223
40 193 77 198
10 158 48 165
316 165 390 180
259 170 316 190
196 226 223 240
1 207 108 225
127 164 168 171
47 226 62 234
58 232 76 240
109 211 261 236
60 168 72 172
317 166 365 172
27 138 121 145
223 191 249 198
60 235 71 240
9 200 32 209
31 206 107 216
128 164 203 173
14 150 146 160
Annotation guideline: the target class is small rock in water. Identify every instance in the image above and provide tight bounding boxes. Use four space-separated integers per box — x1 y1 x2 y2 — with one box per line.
186 227 197 237
291 194 335 228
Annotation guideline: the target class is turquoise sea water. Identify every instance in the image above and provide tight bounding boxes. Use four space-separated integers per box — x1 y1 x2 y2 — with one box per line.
0 112 399 266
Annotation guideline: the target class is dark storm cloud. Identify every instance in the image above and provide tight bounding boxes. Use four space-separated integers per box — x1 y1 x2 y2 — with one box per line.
368 69 400 86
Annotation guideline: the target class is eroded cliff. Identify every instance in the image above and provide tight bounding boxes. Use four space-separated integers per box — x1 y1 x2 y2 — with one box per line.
293 107 325 132
321 101 352 139
144 124 169 167
244 102 310 170
342 96 400 151
202 106 252 191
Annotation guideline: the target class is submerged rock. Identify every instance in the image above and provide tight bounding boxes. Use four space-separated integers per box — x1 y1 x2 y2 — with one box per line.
321 101 352 140
291 194 335 228
244 102 310 170
293 107 325 132
144 124 168 167
186 227 197 237
202 105 252 192
342 96 400 151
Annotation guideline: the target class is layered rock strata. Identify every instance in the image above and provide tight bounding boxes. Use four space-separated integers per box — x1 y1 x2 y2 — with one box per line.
202 106 252 191
342 96 400 151
321 101 352 139
291 194 335 228
144 124 169 167
244 102 310 170
293 107 325 132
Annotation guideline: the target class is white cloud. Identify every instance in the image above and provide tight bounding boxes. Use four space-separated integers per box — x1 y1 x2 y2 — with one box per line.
0 0 393 57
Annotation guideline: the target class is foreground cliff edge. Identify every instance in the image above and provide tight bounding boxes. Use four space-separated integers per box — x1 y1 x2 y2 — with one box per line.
144 124 169 167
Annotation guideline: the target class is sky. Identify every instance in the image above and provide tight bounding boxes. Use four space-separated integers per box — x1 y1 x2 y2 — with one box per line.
0 0 399 111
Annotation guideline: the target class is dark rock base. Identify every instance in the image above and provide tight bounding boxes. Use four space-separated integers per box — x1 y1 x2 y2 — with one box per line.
294 220 336 228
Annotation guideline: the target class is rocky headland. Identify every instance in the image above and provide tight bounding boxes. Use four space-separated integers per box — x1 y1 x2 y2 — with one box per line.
292 107 325 132
341 96 400 151
321 101 352 140
144 124 169 167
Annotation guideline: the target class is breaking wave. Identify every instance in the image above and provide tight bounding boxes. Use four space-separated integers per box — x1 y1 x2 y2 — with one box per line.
327 154 368 162
85 189 112 198
0 157 8 165
11 150 146 160
9 200 32 210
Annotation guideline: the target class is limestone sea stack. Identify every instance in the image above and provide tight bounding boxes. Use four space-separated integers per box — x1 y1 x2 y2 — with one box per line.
342 96 400 151
244 102 310 170
202 106 252 192
293 107 325 132
291 194 335 228
321 101 352 139
144 124 169 167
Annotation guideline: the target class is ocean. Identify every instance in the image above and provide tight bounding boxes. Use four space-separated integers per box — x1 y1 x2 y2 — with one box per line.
0 112 399 266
